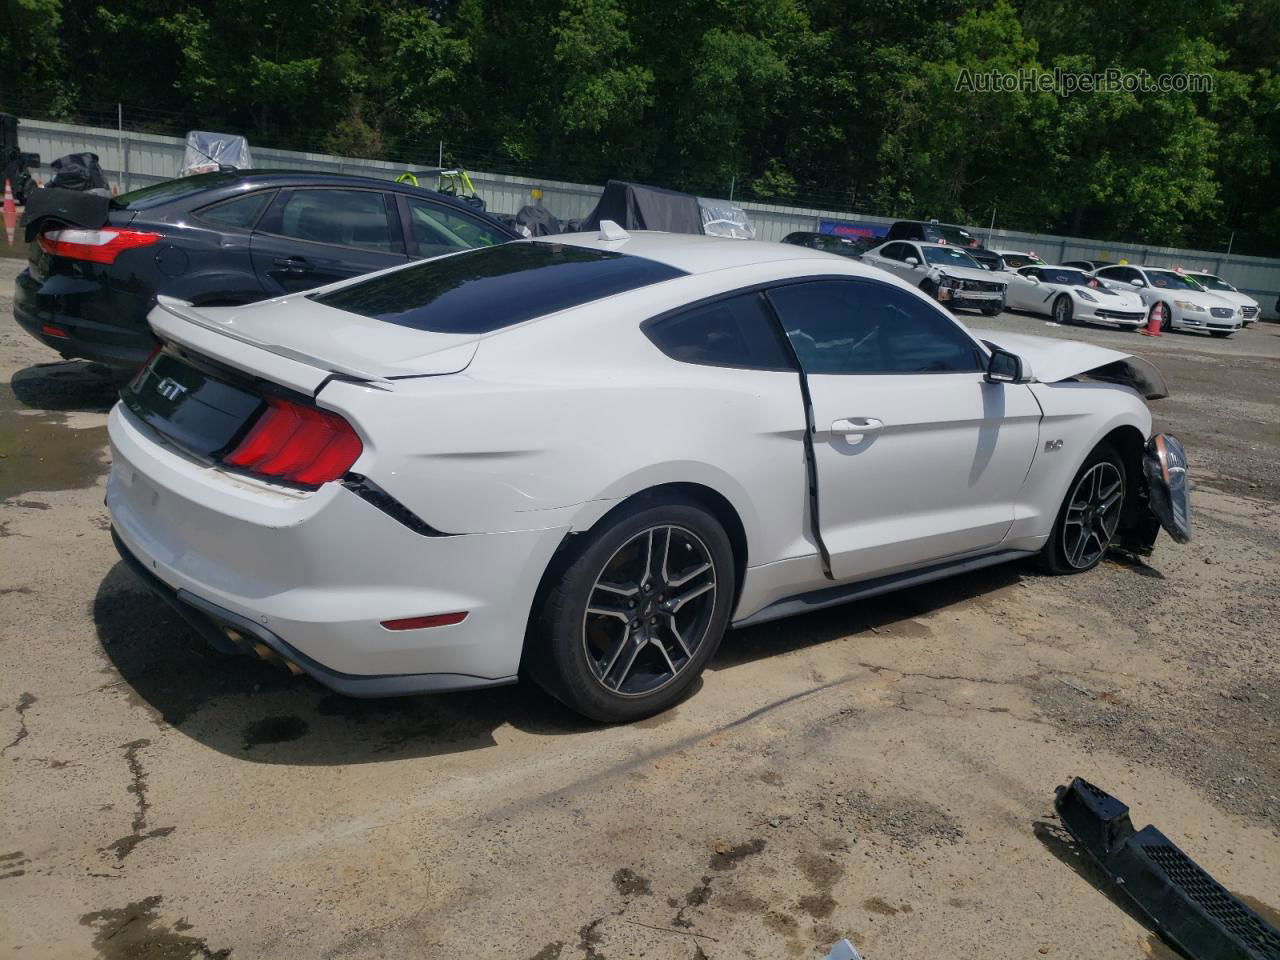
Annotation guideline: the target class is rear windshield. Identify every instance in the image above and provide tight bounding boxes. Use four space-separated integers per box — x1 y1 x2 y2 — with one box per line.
311 242 687 334
112 172 246 210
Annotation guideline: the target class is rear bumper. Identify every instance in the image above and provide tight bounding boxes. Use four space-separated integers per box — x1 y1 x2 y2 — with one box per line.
111 529 515 696
13 265 156 367
106 403 567 693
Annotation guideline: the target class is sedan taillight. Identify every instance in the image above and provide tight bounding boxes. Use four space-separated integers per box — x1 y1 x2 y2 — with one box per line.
39 228 160 264
222 395 363 487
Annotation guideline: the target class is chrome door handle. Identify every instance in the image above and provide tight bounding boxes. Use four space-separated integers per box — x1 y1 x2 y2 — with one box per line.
831 417 883 437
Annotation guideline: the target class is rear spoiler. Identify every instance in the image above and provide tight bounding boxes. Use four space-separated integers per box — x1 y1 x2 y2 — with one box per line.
20 188 113 242
152 296 394 394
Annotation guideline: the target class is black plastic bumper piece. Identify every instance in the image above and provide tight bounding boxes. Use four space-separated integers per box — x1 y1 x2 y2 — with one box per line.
1055 778 1280 960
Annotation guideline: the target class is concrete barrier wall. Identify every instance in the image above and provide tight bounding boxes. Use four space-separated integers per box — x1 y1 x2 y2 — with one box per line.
18 117 1279 314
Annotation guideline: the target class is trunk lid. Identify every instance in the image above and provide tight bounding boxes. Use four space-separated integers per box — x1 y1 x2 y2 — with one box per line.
150 294 480 390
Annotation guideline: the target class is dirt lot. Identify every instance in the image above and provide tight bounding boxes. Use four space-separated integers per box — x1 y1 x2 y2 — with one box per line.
2 256 1278 960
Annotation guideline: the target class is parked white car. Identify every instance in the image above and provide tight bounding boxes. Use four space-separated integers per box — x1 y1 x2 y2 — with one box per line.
862 240 1007 314
1092 264 1241 336
106 228 1189 721
1184 272 1260 325
1005 265 1147 328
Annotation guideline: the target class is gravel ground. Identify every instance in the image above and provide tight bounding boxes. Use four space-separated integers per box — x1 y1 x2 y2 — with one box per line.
1 257 1277 960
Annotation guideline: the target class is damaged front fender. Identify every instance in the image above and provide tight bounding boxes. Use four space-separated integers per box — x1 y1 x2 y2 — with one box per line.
974 329 1169 399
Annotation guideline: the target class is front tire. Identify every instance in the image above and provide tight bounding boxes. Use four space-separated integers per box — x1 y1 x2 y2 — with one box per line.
1039 444 1126 575
526 498 735 722
1053 294 1074 325
981 304 1002 316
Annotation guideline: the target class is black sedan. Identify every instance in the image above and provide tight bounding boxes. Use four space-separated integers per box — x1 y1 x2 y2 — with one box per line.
780 231 873 258
14 171 519 366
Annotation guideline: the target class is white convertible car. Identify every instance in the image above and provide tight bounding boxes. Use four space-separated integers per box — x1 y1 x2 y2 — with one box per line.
1092 264 1242 336
107 228 1190 721
1005 265 1147 328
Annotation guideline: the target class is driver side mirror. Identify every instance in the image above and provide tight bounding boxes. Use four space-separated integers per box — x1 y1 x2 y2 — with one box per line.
985 348 1032 384
1026 275 1040 285
905 256 920 267
1130 278 1145 288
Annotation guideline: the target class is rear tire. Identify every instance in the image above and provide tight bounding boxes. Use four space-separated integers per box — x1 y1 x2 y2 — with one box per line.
1039 444 1126 575
525 497 735 722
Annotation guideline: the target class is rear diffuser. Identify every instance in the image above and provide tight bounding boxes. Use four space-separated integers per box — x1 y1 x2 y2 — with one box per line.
1054 777 1280 960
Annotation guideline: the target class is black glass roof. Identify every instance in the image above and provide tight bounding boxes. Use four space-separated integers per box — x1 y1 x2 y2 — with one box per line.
311 242 687 334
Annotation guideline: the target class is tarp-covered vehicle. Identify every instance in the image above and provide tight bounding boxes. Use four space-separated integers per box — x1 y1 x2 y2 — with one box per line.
179 131 254 177
583 180 755 239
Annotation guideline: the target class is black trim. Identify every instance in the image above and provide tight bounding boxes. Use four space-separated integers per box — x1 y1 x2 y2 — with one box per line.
341 473 454 537
733 549 1035 627
1055 778 1280 960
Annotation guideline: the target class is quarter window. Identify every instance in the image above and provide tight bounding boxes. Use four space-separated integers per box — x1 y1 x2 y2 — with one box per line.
260 189 398 253
645 292 794 371
195 191 272 230
767 279 984 375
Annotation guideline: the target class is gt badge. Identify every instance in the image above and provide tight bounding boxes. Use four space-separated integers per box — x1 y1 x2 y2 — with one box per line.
156 377 188 401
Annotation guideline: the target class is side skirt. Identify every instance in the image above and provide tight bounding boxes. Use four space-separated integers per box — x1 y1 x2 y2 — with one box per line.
731 548 1036 629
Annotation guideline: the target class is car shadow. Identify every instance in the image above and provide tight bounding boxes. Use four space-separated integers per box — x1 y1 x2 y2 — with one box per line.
714 562 1025 670
94 553 1146 766
93 563 600 765
11 360 132 413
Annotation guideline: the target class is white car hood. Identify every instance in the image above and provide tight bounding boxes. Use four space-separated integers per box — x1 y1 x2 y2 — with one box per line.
973 329 1168 399
936 264 1002 284
1078 285 1144 308
1199 289 1257 310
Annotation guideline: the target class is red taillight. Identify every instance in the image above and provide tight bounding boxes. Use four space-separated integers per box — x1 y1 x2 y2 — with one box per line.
381 612 469 631
41 324 70 339
39 228 160 265
223 395 362 487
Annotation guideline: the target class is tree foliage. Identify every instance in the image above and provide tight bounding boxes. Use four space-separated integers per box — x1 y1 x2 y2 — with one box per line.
4 0 1277 253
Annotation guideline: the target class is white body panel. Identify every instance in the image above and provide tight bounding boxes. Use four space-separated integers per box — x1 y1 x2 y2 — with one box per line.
107 232 1157 690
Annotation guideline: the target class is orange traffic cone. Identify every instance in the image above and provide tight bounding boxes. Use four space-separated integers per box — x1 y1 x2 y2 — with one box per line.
2 179 14 216
1141 301 1164 337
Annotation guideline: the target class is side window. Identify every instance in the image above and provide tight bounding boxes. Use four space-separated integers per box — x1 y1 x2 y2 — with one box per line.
196 191 273 230
645 292 794 371
766 280 984 375
878 243 904 261
1022 267 1041 280
260 189 398 253
405 199 509 258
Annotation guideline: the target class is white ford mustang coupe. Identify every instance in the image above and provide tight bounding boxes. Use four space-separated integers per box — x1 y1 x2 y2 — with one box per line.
107 227 1190 721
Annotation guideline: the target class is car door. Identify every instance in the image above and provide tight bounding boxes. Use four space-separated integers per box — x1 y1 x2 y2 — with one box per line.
1007 267 1047 313
250 187 407 294
766 278 1041 582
